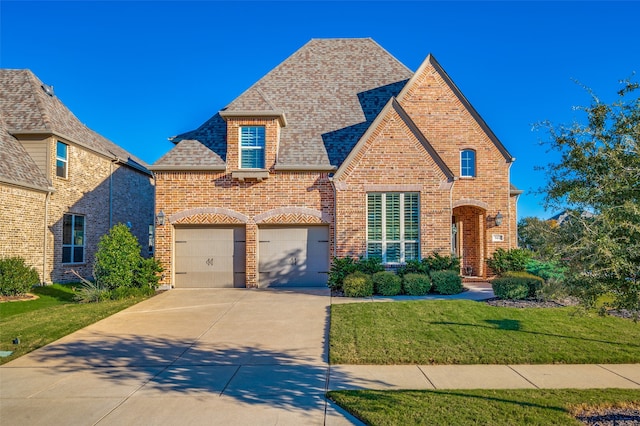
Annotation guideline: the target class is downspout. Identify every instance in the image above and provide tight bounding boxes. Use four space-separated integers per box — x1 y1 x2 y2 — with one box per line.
329 176 337 259
109 159 116 229
507 161 513 247
43 190 51 284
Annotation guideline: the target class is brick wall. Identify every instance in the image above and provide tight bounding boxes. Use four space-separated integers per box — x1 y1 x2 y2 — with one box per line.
334 105 452 260
46 137 154 283
0 183 47 281
154 170 334 287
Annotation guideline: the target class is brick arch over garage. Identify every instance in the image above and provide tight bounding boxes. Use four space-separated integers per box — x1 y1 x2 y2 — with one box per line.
254 207 331 224
169 207 249 225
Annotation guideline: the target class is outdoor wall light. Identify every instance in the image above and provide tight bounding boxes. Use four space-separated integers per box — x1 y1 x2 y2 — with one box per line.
156 210 166 226
494 211 503 227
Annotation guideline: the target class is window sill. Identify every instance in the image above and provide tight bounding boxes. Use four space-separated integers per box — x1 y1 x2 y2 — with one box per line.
459 176 476 180
232 169 269 182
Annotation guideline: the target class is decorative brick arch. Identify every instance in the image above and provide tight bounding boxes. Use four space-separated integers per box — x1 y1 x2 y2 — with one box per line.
452 199 489 211
254 207 331 224
170 207 249 225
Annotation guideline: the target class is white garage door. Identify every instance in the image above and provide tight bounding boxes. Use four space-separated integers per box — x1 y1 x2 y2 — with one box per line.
174 227 246 288
258 226 329 287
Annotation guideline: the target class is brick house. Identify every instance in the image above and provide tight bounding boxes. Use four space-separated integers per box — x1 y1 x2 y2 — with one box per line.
152 38 521 288
0 69 154 283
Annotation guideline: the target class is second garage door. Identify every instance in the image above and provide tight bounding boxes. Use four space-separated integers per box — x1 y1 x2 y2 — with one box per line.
258 226 329 287
174 226 246 288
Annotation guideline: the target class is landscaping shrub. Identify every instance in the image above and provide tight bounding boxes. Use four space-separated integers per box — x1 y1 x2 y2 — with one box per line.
491 277 529 300
94 224 142 289
0 257 40 296
373 271 402 296
397 259 428 277
74 280 109 303
343 271 374 297
525 258 566 282
431 270 463 295
502 271 545 297
402 273 431 296
329 257 384 291
134 257 163 289
536 277 570 302
93 224 163 297
492 272 544 300
397 253 460 277
486 248 532 275
328 257 357 291
423 252 460 273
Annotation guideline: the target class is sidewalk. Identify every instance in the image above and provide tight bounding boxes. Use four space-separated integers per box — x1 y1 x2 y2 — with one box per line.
328 364 640 391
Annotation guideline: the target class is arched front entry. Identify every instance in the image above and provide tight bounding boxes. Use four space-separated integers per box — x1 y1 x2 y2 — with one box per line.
452 205 486 278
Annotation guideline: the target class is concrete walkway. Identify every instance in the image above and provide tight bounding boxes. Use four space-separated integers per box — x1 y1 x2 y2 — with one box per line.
1 284 639 425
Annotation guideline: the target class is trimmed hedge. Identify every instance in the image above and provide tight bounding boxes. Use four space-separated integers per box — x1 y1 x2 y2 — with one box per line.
492 272 544 300
402 273 431 296
0 257 40 296
431 270 463 295
373 271 402 296
343 271 374 297
328 257 384 291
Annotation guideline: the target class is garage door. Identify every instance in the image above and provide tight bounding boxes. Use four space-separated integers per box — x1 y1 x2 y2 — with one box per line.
258 226 329 287
174 227 245 288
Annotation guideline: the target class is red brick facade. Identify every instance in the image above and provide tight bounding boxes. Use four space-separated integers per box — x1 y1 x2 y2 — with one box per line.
153 43 519 287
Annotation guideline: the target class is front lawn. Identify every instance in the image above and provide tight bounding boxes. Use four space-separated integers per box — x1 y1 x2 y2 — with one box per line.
328 388 640 426
0 284 151 365
330 300 640 365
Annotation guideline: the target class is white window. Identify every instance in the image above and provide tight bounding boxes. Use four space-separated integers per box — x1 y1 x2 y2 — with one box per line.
56 141 68 178
460 149 476 177
240 126 265 169
367 193 420 263
62 214 85 264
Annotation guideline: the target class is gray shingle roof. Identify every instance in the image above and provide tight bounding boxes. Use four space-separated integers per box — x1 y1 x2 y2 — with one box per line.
0 69 149 173
159 38 413 168
0 117 51 191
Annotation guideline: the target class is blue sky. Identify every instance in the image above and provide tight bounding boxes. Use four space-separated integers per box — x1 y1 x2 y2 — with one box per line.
2 1 639 219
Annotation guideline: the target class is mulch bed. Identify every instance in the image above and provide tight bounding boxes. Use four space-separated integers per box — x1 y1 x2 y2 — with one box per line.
0 293 39 303
575 406 640 425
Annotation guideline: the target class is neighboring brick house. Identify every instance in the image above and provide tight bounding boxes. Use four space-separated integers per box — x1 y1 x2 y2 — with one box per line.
152 38 521 288
0 69 154 283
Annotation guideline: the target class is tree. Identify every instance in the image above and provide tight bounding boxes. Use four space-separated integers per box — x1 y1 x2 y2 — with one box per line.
517 216 559 260
537 78 639 319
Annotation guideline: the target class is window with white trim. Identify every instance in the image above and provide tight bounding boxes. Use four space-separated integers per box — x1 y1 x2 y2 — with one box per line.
240 126 265 169
62 214 85 264
460 149 476 177
56 141 68 178
367 193 420 263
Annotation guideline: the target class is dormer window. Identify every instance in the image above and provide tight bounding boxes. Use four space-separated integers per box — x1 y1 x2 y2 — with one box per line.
460 149 476 177
240 126 265 169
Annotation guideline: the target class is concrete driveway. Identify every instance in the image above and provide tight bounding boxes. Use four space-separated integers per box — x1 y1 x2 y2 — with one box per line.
0 288 360 425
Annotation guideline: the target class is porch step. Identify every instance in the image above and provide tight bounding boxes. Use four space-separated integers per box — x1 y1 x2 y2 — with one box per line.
462 276 488 283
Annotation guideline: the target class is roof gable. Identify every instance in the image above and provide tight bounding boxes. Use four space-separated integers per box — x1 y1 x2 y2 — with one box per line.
334 97 454 181
397 54 514 162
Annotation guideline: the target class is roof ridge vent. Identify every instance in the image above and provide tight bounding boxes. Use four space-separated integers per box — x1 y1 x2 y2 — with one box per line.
41 84 55 97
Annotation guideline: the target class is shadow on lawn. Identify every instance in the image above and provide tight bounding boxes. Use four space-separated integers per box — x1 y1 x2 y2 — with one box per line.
431 320 640 347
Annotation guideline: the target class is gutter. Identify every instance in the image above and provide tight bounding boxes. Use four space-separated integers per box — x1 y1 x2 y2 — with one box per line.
43 190 52 284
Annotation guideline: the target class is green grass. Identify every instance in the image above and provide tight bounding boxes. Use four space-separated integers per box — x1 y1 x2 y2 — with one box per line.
328 388 640 426
330 300 640 364
0 284 151 364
